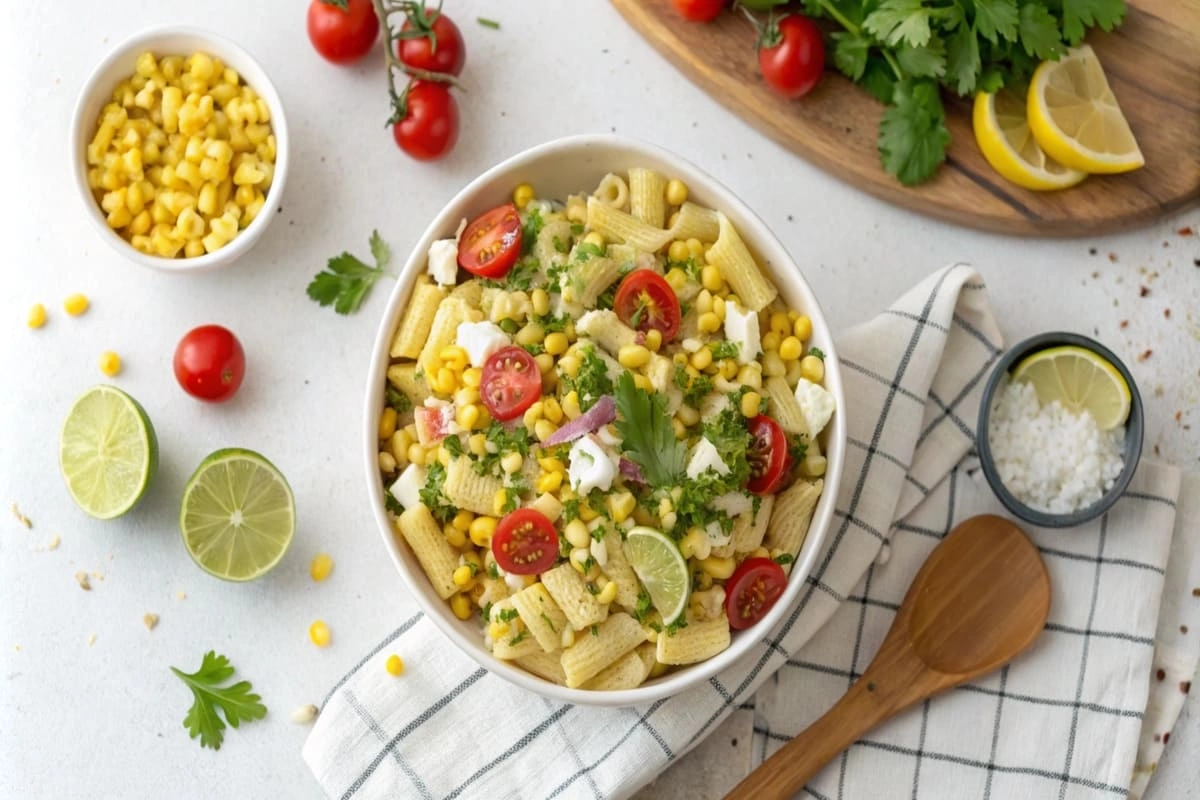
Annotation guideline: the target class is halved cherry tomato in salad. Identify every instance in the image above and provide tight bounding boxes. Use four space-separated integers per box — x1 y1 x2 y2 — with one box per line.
481 346 541 422
746 415 790 495
672 0 726 22
492 508 559 575
725 557 787 630
613 269 681 343
398 8 466 76
458 203 522 278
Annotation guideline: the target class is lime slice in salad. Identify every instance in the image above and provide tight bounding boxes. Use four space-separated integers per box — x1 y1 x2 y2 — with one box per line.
1010 345 1131 430
623 526 690 624
59 385 158 520
179 448 295 581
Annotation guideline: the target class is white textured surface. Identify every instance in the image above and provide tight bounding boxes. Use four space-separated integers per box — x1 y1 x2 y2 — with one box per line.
0 2 1196 798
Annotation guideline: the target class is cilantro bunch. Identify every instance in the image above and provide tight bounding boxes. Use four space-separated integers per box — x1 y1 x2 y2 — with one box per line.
796 0 1126 184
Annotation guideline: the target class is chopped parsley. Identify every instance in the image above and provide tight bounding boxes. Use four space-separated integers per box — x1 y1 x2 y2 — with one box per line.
418 462 457 523
674 364 714 409
569 223 585 236
667 256 701 281
562 497 582 523
539 612 557 633
497 607 520 622
633 590 653 623
521 342 546 356
664 616 689 636
482 255 540 292
787 433 809 468
470 422 533 480
385 386 412 413
808 346 826 361
442 434 464 458
574 242 604 263
507 630 529 646
498 318 519 335
590 624 600 637
383 491 403 515
480 601 494 622
487 562 501 580
562 346 614 411
520 207 544 256
533 312 570 333
709 340 740 361
774 553 795 566
552 236 569 254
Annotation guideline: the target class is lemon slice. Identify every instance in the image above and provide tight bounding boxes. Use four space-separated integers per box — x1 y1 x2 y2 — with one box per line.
59 385 158 520
623 526 690 624
180 448 295 581
1027 45 1144 174
973 89 1087 191
1010 345 1131 430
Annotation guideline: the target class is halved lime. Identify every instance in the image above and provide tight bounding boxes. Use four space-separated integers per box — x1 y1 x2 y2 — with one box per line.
59 385 158 520
623 526 690 624
180 448 295 581
1011 345 1131 430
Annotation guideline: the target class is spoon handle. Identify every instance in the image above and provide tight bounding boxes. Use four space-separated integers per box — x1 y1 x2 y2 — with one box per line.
723 676 889 800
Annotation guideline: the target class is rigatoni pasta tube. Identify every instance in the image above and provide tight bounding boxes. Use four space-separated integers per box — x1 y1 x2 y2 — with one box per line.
628 168 666 228
706 212 778 311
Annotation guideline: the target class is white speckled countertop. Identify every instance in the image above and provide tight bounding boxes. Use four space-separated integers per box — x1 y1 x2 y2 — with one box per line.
1 2 1196 798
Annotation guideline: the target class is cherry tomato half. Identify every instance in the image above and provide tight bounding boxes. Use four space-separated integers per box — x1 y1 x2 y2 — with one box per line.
492 508 559 575
481 346 541 422
457 203 522 278
173 325 245 402
758 14 825 99
613 269 682 343
306 0 379 65
725 557 788 630
399 9 466 76
672 0 726 22
392 81 459 161
746 415 790 495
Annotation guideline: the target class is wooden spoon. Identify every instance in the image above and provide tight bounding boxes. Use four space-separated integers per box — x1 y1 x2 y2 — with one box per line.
725 514 1051 800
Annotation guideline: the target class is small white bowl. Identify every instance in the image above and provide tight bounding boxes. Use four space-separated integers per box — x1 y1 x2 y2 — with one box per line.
364 135 847 707
71 26 289 273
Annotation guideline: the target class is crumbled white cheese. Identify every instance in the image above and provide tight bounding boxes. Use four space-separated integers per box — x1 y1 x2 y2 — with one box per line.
686 437 730 479
389 463 427 511
427 238 459 285
794 378 836 438
705 520 731 548
567 435 617 495
589 537 608 568
723 303 761 365
456 321 510 368
713 492 753 518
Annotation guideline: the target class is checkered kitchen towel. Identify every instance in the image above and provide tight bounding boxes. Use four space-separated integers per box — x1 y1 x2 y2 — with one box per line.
304 264 1199 800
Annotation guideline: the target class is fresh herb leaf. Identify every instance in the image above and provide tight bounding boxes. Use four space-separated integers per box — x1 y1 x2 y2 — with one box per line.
1060 0 1124 45
878 79 950 186
553 236 569 254
864 0 934 48
574 242 604 263
419 462 457 523
590 624 599 637
442 434 464 458
476 16 500 29
633 590 653 623
896 37 946 79
480 601 494 622
709 340 741 361
521 208 544 257
675 365 714 409
539 612 557 633
498 607 520 622
809 346 826 361
385 386 413 414
1018 3 1063 60
774 553 795 565
831 31 872 81
308 231 393 315
170 651 266 750
614 371 685 487
487 562 500 580
508 630 529 646
664 616 689 635
973 0 1020 45
944 24 982 95
562 346 614 411
384 491 403 515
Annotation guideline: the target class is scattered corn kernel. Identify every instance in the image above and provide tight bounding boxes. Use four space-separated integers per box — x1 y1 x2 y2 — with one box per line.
799 354 825 383
665 179 688 206
450 593 472 620
793 315 813 341
689 348 713 371
536 470 564 494
27 303 47 329
308 620 331 648
98 351 122 376
644 328 663 352
697 312 721 334
64 293 90 316
618 344 651 369
452 565 474 587
488 620 511 640
378 407 398 439
501 452 524 475
700 264 724 292
385 653 405 676
667 240 689 263
469 516 497 546
699 556 736 580
444 526 467 549
740 390 762 418
778 336 803 361
310 553 334 582
512 183 535 210
762 331 781 352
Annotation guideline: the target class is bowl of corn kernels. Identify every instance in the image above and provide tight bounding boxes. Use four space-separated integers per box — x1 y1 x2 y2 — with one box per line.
71 27 288 272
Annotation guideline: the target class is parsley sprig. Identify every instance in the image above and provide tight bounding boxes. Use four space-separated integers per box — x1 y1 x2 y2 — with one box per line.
170 651 267 750
614 372 684 487
307 231 394 314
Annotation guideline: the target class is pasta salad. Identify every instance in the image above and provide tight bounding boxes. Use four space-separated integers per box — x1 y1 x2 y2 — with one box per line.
377 169 835 690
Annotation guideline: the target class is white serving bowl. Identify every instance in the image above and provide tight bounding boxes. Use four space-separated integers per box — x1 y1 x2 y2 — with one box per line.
364 135 846 706
71 26 289 273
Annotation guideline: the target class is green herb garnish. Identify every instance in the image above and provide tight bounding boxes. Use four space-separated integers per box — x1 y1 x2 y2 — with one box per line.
170 651 267 750
307 230 394 314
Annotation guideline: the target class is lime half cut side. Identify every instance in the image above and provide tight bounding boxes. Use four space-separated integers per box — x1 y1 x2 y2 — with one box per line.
59 385 158 520
623 526 690 625
180 448 295 581
1010 345 1131 430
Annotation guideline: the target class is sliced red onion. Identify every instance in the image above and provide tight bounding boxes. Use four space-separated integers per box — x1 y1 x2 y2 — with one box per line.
541 395 616 447
619 458 646 485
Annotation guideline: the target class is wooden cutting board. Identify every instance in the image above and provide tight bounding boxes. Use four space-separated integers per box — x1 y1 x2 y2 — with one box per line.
611 0 1200 237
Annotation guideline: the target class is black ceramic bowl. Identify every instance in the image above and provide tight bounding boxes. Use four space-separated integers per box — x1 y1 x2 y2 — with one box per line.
977 332 1143 528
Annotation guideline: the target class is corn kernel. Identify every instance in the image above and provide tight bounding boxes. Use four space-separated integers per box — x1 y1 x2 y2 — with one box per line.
633 374 654 392
737 363 763 390
793 315 813 342
535 352 555 375
762 331 781 352
27 303 46 329
763 351 786 378
740 391 762 418
686 238 704 258
699 556 736 580
501 452 524 475
799 354 825 383
63 293 90 316
468 433 488 457
689 348 713 371
556 354 580 378
779 336 803 361
695 289 713 315
697 312 720 333
596 581 618 605
542 397 563 424
308 620 331 648
561 391 582 420
667 240 689 263
676 404 700 427
469 516 497 547
433 367 456 395
665 179 688 206
644 328 663 352
407 443 426 466
536 470 564 494
564 519 591 549
450 594 472 620
607 491 636 524
385 654 404 676
512 183 535 209
582 231 606 250
672 418 687 440
452 403 477 431
444 524 467 548
492 489 509 517
530 288 550 316
452 510 475 533
452 565 474 587
664 267 688 291
98 351 122 377
534 419 558 442
769 312 790 337
378 450 397 473
488 620 511 640
377 407 398 440
310 553 334 582
543 332 569 356
618 344 651 369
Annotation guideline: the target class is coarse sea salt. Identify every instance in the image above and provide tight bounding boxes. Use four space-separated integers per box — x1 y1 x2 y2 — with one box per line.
987 379 1125 514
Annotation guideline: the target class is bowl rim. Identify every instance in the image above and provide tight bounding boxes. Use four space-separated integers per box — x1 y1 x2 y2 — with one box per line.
363 133 847 706
70 24 289 273
976 330 1144 528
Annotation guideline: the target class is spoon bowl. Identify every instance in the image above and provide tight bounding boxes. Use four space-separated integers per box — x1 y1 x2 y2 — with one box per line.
725 514 1050 799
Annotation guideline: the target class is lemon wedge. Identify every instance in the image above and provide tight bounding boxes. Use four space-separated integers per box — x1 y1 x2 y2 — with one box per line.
1027 45 1144 174
1010 345 1132 430
973 89 1087 191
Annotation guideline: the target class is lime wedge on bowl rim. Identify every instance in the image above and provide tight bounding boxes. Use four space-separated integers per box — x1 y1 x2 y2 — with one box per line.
180 448 295 581
1010 345 1131 430
623 526 690 624
59 384 158 520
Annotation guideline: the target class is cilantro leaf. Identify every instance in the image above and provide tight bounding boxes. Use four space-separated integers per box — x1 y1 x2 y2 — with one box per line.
170 651 267 750
614 371 684 487
864 0 933 48
308 231 393 315
419 462 458 523
895 37 946 79
520 207 544 257
369 230 391 269
878 79 950 186
861 56 900 104
831 31 872 81
1060 0 1124 45
973 0 1020 44
1018 3 1064 59
945 24 982 95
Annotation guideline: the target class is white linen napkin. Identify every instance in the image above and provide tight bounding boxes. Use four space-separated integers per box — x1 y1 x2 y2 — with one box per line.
304 264 1198 800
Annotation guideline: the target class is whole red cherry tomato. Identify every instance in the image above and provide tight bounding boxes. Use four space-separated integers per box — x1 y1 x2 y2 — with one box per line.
758 14 825 99
672 0 726 22
398 8 466 76
174 325 245 402
306 0 379 65
392 81 459 161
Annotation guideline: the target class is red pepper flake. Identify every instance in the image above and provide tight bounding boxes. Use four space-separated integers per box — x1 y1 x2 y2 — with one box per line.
1139 285 1151 297
1138 349 1153 362
1119 320 1129 329
1108 252 1119 262
1157 668 1166 681
1183 681 1192 694
1178 226 1194 237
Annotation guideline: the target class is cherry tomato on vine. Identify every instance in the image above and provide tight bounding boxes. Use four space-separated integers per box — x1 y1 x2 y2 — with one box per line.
480 346 541 422
757 14 825 99
173 325 245 402
746 415 791 495
672 0 726 22
392 81 459 161
492 508 559 575
306 0 379 65
457 204 522 278
613 269 681 343
724 557 788 629
398 8 466 76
